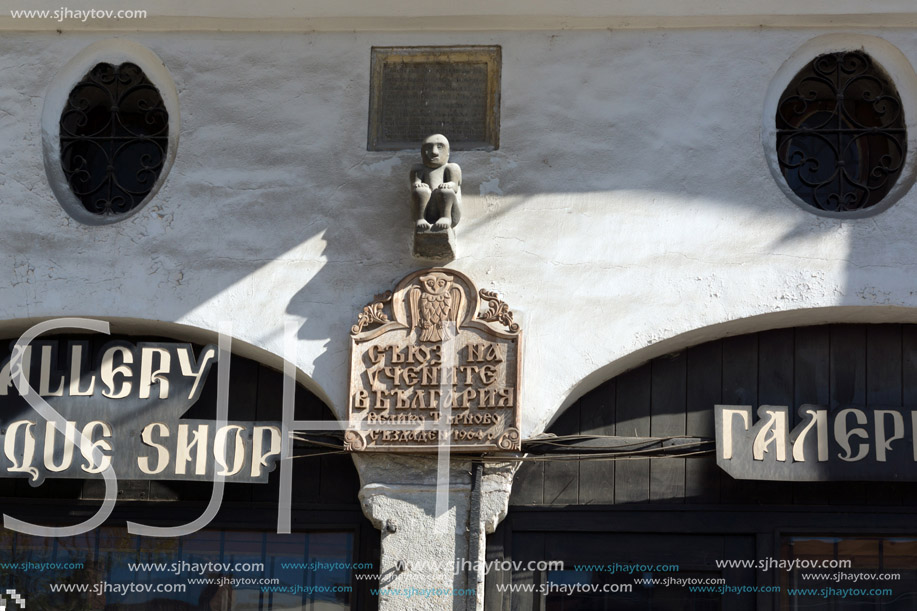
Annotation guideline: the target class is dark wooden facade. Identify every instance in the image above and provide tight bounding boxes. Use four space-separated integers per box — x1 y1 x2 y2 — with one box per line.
0 335 379 610
489 324 917 610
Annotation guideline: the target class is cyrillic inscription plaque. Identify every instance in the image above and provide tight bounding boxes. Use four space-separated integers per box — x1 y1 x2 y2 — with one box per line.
346 268 521 452
368 46 501 151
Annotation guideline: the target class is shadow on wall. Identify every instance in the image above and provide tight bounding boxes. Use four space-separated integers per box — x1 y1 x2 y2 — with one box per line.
18 32 917 419
281 31 917 418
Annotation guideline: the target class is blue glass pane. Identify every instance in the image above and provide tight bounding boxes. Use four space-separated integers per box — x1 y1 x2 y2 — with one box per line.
0 527 355 610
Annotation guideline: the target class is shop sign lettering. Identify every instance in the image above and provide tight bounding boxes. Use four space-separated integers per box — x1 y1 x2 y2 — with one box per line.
0 340 280 484
715 404 917 481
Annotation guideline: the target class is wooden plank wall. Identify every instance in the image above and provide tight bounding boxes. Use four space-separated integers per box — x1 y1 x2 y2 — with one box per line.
510 324 917 507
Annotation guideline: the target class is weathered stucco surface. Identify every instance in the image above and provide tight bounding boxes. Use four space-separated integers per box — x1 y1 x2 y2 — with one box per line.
5 12 917 611
5 1 917 31
2 27 917 439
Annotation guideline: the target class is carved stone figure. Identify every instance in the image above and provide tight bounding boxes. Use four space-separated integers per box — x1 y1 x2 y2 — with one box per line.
407 271 466 342
411 134 461 259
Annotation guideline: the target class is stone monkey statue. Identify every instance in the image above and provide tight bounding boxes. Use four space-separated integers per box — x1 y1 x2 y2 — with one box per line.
410 134 462 232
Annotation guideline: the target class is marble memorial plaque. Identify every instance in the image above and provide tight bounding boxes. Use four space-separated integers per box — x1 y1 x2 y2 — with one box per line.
346 268 521 452
368 46 501 151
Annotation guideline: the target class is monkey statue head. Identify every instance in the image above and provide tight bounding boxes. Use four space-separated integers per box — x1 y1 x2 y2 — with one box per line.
421 134 450 169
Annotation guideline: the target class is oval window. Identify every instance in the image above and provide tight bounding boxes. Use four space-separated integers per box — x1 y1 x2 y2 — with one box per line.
776 51 906 213
59 62 169 217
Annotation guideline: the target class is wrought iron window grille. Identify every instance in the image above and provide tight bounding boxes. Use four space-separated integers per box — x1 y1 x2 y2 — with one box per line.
776 51 906 213
59 62 168 217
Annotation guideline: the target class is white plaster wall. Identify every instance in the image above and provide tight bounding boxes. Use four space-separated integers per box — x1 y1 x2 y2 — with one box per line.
4 1 917 31
3 28 917 437
9 0 917 19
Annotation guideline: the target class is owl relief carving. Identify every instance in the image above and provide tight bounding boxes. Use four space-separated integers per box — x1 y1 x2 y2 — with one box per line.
407 272 466 342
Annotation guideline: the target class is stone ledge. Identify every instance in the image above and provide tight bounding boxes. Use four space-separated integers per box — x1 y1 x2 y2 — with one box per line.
413 228 456 261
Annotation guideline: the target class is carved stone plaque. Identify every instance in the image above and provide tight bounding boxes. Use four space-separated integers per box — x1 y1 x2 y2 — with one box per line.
347 268 521 452
368 46 501 151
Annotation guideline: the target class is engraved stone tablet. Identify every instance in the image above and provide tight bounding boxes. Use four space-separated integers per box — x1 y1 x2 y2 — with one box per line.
368 46 501 151
347 268 521 452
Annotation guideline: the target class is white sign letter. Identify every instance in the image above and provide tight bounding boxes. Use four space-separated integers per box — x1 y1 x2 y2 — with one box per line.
835 408 869 462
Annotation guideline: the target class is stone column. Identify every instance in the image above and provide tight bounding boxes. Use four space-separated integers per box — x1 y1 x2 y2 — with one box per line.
356 455 514 611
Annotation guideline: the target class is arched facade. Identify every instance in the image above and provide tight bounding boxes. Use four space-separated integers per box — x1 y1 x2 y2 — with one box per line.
0 327 379 610
5 4 917 610
491 324 917 610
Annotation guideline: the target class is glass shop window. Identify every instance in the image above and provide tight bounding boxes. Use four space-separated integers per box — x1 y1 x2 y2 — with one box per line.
0 527 355 610
780 536 917 610
542 568 720 611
